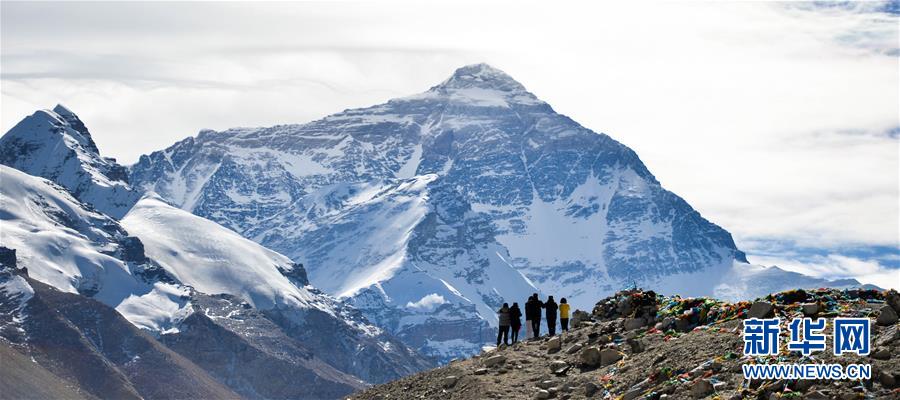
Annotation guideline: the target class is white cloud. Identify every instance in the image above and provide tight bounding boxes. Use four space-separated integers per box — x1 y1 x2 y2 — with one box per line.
1 1 897 276
405 293 448 311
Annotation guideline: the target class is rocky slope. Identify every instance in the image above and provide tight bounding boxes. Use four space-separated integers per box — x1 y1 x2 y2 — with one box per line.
0 268 240 400
0 342 93 400
129 63 865 361
352 288 900 400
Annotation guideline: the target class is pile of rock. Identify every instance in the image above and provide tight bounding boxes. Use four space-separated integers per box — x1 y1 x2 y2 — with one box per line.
591 289 659 331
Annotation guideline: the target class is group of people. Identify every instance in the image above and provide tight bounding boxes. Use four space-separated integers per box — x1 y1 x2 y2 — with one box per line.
495 293 570 346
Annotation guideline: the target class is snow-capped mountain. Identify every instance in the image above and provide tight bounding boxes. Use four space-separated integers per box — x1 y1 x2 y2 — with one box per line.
129 63 860 361
0 105 139 218
0 106 433 397
0 164 430 397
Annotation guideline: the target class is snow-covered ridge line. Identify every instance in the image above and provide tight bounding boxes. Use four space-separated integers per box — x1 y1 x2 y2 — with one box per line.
0 165 192 333
121 194 335 315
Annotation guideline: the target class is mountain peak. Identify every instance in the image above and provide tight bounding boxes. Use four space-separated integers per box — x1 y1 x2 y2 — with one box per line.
435 63 527 93
48 104 100 154
52 104 78 119
1 104 138 218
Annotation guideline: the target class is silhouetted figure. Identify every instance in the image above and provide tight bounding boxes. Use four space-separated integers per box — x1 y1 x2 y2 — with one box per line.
510 302 522 343
497 303 511 346
559 297 570 332
544 296 558 336
527 294 543 338
524 295 534 338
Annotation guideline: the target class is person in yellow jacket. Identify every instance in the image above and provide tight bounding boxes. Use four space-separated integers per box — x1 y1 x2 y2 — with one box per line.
559 298 571 332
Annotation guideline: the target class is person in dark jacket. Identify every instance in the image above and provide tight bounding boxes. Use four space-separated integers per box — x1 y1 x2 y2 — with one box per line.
496 303 511 346
528 294 543 338
509 302 522 343
544 296 558 336
524 295 534 338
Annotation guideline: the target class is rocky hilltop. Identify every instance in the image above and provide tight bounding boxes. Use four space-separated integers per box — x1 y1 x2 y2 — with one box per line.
352 288 900 400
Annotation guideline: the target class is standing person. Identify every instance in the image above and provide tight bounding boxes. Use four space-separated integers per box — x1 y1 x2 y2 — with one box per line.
496 303 511 346
529 294 543 338
544 296 558 336
559 298 570 332
509 302 522 344
525 295 533 338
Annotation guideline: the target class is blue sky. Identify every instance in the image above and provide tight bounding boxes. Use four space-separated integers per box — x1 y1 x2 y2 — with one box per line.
1 1 897 288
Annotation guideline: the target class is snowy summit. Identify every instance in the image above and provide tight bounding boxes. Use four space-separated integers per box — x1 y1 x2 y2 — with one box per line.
127 63 860 361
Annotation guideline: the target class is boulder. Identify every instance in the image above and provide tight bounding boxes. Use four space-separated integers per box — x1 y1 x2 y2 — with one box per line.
886 290 900 314
546 336 561 352
691 379 714 399
549 360 568 374
583 382 599 397
876 326 900 346
627 338 645 354
600 348 623 366
580 346 602 367
484 354 507 367
535 389 550 399
474 368 488 375
876 305 898 326
622 388 644 400
624 318 645 331
537 380 553 389
870 348 890 360
712 380 727 391
747 302 774 319
617 296 634 316
442 375 458 388
879 371 896 388
801 303 819 317
805 391 829 400
566 343 583 354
